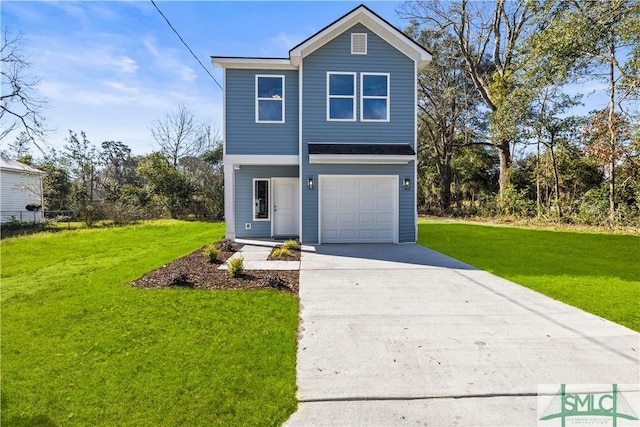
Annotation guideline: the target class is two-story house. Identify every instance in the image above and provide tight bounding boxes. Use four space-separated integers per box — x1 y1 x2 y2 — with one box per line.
212 4 431 244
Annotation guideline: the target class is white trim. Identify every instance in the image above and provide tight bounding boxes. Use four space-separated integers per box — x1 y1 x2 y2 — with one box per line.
252 178 271 221
272 177 300 237
413 62 418 243
224 163 235 239
255 74 285 124
223 154 299 166
327 72 356 121
318 175 399 244
289 6 431 70
222 68 226 157
212 57 297 70
309 154 414 164
298 60 304 243
360 72 390 122
351 33 367 55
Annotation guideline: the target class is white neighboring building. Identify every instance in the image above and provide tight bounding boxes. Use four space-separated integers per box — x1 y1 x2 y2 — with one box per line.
0 155 47 223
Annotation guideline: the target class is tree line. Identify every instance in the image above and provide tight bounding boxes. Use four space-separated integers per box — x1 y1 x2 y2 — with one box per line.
3 106 223 225
403 0 639 226
2 1 639 227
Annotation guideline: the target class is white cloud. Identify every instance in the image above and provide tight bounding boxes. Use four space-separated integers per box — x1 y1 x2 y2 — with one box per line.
116 56 139 73
259 32 304 57
143 37 197 82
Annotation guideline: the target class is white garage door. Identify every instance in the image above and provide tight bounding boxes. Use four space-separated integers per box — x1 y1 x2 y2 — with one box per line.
320 176 396 243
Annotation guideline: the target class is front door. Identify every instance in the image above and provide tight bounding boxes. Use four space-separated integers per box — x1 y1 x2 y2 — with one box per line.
273 178 299 237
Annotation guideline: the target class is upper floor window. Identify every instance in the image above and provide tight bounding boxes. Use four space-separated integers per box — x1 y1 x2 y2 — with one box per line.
256 75 284 123
361 73 389 122
327 72 356 121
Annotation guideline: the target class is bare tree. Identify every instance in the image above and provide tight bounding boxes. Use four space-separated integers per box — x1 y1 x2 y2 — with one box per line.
1 28 48 149
150 104 204 167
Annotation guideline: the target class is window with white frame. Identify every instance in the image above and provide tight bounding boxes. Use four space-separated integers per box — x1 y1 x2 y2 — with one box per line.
256 75 284 123
327 72 356 121
253 179 270 220
361 73 389 121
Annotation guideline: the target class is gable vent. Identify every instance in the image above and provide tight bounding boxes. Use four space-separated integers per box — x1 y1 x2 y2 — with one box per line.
351 33 367 55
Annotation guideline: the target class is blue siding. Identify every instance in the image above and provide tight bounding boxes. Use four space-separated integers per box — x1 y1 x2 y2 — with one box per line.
226 69 299 155
302 23 415 145
301 162 415 244
300 23 417 244
234 165 298 239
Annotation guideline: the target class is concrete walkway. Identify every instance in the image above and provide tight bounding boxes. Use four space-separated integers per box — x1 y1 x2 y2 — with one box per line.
285 244 639 426
218 239 300 270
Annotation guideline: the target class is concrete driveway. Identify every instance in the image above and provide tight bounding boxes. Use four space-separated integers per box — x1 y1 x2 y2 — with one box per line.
284 244 639 426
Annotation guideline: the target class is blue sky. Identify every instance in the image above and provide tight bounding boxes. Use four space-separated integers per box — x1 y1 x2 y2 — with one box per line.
1 1 405 155
2 1 612 157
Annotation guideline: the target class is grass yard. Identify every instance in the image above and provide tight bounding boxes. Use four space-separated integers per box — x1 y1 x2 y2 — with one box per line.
418 219 640 332
1 220 298 426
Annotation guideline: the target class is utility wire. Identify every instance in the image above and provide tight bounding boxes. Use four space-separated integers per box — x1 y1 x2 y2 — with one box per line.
150 0 223 90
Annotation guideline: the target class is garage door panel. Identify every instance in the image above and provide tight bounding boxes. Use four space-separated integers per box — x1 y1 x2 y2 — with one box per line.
358 212 375 223
324 180 340 191
377 180 394 192
359 180 375 192
340 213 357 224
320 176 396 243
341 198 357 209
340 181 358 191
358 230 375 240
359 197 375 209
340 229 357 240
377 212 393 222
377 229 394 240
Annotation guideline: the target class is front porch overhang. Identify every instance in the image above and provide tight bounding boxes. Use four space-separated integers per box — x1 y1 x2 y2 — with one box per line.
308 143 415 165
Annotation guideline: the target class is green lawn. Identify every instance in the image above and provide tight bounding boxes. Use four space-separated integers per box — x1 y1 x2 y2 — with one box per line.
418 219 640 331
1 220 298 426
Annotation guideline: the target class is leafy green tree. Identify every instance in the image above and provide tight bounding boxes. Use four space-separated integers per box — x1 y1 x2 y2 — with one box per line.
526 86 582 218
528 0 640 224
136 152 194 218
410 25 484 213
401 0 544 198
99 140 139 201
62 130 99 224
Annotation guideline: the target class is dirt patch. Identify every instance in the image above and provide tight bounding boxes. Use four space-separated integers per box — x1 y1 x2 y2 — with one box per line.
131 244 298 294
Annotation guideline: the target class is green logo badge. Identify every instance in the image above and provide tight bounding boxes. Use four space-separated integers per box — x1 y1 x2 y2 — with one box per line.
539 384 639 427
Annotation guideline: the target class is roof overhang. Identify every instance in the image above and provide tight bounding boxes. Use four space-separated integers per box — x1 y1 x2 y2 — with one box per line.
308 142 415 165
309 154 414 165
289 5 432 71
211 57 297 70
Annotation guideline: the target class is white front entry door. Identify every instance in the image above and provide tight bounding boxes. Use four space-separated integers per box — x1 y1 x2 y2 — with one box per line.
273 178 299 237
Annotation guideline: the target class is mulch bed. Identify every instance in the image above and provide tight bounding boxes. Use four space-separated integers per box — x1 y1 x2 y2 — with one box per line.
267 246 302 261
130 243 299 294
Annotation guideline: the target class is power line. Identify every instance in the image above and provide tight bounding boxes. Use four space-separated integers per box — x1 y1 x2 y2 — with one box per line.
150 0 223 90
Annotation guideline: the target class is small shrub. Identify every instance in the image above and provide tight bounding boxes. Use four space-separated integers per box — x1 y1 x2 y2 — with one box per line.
261 274 291 291
271 247 291 258
218 238 235 252
227 256 244 278
168 272 191 287
203 244 219 263
282 239 300 250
